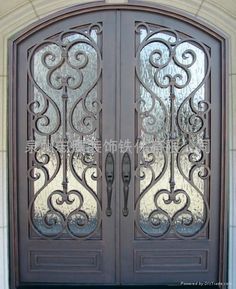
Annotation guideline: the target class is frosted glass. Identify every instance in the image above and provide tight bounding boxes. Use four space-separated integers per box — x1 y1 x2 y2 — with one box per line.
28 28 102 238
136 28 210 238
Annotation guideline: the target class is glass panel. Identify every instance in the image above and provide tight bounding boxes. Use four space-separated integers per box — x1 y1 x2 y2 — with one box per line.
27 24 103 238
135 23 211 239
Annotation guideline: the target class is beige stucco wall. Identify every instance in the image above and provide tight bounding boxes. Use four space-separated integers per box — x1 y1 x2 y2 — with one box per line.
0 0 235 288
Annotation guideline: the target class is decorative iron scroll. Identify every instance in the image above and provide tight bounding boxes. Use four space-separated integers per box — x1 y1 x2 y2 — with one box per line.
27 24 103 239
134 23 211 239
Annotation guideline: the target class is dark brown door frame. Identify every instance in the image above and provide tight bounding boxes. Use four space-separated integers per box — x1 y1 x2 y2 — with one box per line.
8 1 229 289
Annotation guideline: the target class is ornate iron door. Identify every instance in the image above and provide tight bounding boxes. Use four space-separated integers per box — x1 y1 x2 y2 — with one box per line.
11 11 117 285
119 11 225 285
10 5 226 288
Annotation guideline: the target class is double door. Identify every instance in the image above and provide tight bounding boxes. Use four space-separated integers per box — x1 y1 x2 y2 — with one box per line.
11 8 223 287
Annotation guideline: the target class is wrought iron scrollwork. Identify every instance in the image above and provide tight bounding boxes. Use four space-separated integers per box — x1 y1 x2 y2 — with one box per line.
27 24 103 239
135 23 211 239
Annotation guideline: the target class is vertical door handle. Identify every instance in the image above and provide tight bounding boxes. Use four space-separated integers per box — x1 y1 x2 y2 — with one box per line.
122 152 131 217
105 152 114 217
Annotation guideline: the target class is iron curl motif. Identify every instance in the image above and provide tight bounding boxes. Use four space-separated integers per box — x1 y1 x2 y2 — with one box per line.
135 23 211 239
27 24 103 239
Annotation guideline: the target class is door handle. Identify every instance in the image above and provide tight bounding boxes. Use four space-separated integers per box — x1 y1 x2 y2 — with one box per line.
105 152 114 217
122 152 131 217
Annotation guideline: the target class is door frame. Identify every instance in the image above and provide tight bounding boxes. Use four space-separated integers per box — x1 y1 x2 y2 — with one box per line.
8 1 229 288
